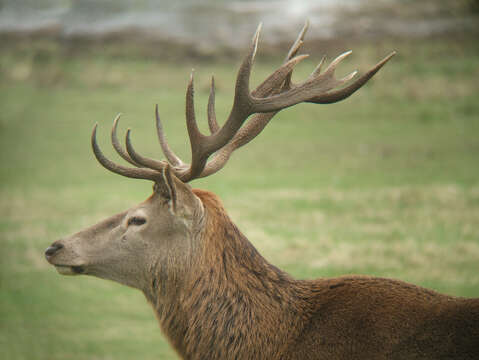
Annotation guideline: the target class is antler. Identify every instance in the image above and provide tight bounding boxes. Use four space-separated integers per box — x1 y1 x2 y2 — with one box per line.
92 22 396 183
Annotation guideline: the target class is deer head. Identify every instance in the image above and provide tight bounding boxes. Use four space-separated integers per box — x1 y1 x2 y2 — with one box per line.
44 170 204 291
45 22 395 293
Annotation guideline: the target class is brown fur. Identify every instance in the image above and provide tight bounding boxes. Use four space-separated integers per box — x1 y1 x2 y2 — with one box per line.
144 189 479 360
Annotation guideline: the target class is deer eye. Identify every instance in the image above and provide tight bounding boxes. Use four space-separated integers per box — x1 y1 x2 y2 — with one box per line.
127 217 146 226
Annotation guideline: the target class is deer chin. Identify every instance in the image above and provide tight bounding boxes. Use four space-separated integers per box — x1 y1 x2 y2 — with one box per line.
54 265 85 276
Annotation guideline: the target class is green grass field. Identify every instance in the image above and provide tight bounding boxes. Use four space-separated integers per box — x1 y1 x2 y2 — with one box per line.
1 35 478 359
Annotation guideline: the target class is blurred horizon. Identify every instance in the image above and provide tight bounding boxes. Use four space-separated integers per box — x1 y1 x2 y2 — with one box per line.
1 0 478 53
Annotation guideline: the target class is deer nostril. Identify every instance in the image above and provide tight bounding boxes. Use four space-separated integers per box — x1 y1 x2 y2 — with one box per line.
45 243 64 257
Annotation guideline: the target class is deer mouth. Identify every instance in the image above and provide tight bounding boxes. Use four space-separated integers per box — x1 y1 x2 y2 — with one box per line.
54 264 85 275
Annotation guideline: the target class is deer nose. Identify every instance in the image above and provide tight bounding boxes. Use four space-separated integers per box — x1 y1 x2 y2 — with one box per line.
45 242 64 259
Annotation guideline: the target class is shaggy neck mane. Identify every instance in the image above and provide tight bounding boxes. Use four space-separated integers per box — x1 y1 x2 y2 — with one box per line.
144 189 310 360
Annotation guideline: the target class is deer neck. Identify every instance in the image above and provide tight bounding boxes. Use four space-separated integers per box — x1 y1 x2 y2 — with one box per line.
144 189 306 359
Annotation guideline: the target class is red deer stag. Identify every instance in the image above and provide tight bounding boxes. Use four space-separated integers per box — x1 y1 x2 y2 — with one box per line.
45 23 479 359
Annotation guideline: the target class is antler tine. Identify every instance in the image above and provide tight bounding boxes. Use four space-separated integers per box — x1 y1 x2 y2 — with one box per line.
111 114 142 167
323 50 352 75
285 19 309 62
207 22 263 146
207 76 219 134
155 105 184 167
92 123 159 181
125 129 168 173
210 22 270 122
311 56 326 77
184 71 209 180
308 51 396 104
284 19 309 88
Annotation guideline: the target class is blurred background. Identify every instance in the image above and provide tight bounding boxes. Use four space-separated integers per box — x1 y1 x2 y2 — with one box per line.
1 1 478 359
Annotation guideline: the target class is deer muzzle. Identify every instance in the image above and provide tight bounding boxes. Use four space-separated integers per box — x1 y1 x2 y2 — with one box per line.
45 241 85 275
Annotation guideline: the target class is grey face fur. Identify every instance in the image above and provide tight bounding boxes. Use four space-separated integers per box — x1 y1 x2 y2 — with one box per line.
45 174 205 292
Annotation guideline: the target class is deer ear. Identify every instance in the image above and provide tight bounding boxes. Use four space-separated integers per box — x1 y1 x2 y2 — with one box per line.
155 164 178 212
155 165 201 219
